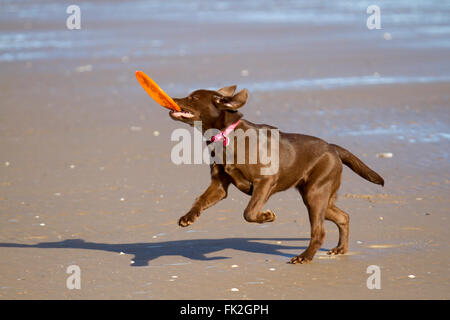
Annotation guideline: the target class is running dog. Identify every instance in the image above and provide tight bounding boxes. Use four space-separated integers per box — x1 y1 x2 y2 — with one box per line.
169 85 384 263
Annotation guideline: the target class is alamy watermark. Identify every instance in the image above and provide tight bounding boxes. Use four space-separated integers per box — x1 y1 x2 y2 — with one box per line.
66 265 81 289
366 5 381 30
66 5 81 30
170 121 280 175
366 265 381 289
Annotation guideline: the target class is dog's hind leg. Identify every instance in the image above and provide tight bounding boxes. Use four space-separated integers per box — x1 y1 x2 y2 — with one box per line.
325 204 349 255
291 184 330 264
323 165 349 255
291 153 342 264
178 165 231 227
242 178 277 223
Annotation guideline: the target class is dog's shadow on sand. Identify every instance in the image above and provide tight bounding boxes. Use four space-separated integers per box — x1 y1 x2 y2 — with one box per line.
0 237 329 267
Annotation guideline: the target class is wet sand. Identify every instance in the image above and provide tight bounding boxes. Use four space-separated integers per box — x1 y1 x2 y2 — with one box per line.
0 1 449 299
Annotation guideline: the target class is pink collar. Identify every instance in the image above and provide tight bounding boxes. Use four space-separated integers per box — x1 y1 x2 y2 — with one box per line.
210 120 241 146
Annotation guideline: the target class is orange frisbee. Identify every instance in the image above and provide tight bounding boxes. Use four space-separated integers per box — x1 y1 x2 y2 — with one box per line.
135 70 181 112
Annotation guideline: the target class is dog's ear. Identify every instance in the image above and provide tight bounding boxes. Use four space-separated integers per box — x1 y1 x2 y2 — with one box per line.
213 88 248 110
217 85 237 97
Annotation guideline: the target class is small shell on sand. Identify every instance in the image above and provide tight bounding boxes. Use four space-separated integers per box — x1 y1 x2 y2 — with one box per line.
231 265 239 268
367 244 400 249
383 32 392 40
153 131 160 137
231 288 239 292
130 126 142 132
376 152 393 158
75 65 92 73
408 275 416 279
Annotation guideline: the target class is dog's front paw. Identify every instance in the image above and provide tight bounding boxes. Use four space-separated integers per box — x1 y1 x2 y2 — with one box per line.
178 210 199 227
259 210 276 223
289 253 314 264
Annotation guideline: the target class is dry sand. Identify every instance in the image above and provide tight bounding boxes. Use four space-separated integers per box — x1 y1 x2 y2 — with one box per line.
0 1 449 299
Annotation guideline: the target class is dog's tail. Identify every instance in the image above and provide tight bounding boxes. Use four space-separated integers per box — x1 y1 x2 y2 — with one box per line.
331 144 384 186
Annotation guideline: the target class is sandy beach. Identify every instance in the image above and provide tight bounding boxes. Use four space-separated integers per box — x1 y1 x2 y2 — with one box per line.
0 0 449 299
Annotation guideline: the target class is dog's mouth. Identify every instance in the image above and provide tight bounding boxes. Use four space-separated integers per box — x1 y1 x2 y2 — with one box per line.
170 110 195 119
169 104 197 123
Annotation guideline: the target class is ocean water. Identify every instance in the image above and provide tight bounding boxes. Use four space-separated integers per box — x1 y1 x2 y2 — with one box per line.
1 0 450 62
1 0 449 25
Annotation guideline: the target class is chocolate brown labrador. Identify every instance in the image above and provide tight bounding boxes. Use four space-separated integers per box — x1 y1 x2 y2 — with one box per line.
169 85 384 264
